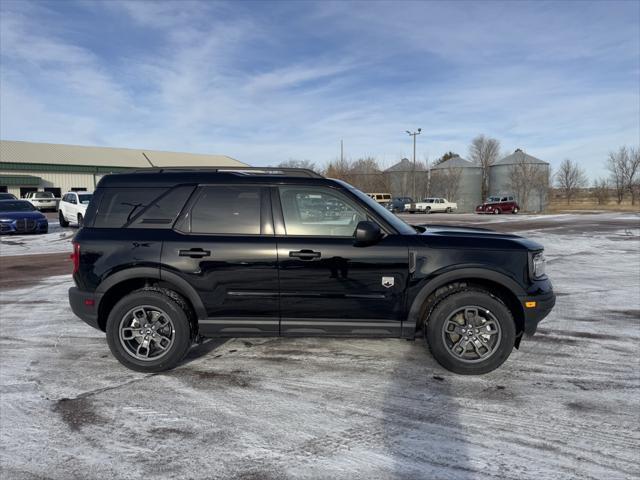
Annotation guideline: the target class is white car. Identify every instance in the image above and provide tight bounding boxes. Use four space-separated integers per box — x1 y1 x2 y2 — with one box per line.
59 191 93 227
24 191 58 211
405 197 457 213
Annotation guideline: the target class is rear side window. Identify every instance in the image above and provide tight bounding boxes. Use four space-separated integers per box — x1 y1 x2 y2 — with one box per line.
94 188 165 228
188 186 261 235
128 186 195 229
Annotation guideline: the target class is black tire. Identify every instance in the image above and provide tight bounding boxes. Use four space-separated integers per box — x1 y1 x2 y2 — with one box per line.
425 207 431 214
106 288 193 372
446 207 452 213
493 208 500 214
512 207 519 214
425 289 516 375
59 210 69 227
77 214 83 228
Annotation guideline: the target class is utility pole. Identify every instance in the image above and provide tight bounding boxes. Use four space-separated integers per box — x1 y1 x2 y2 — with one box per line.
340 139 344 163
406 128 421 199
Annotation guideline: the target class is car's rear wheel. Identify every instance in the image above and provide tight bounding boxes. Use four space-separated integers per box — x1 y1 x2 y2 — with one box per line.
106 289 193 372
59 210 69 227
512 207 519 214
425 289 516 374
77 213 83 228
446 207 452 213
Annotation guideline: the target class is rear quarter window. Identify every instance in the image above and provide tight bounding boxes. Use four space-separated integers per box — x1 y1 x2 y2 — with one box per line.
92 186 194 229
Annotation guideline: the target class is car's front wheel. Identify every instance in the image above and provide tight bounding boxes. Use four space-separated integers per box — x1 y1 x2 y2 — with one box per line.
59 210 69 227
77 213 84 228
425 289 516 374
106 288 194 372
446 207 452 213
493 208 501 214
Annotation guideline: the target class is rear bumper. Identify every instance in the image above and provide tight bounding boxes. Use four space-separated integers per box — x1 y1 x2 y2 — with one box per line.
520 284 556 335
69 287 101 330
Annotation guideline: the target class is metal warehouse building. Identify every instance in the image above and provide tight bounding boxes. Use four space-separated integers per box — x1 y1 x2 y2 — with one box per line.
0 140 245 198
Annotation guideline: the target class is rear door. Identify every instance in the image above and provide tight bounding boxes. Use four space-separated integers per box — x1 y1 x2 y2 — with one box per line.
274 184 409 337
162 184 279 336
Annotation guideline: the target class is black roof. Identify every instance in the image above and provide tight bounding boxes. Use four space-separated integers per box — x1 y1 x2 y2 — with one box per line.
97 167 331 188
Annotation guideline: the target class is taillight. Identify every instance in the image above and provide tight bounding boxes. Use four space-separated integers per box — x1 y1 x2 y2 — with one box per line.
70 242 80 274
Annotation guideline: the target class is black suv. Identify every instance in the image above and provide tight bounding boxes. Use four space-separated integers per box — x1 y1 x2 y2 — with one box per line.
69 167 555 375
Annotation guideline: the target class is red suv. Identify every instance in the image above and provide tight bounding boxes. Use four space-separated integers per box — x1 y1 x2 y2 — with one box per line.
476 195 520 214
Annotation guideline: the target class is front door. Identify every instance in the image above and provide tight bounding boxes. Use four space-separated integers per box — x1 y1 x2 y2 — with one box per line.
162 185 279 336
274 185 409 337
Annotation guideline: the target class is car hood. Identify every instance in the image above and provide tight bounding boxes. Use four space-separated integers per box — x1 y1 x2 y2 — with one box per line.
415 224 543 250
0 211 47 221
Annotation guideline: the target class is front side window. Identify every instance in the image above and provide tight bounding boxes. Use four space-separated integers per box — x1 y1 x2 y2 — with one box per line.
189 186 261 235
279 186 367 237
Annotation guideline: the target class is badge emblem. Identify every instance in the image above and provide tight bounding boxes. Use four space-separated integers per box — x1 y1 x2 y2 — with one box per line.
382 276 394 288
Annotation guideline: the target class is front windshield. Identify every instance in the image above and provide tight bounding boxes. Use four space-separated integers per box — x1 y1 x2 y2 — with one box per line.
0 200 36 212
488 196 501 202
335 180 416 235
78 193 93 205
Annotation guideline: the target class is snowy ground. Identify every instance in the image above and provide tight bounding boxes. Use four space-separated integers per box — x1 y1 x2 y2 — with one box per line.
0 213 639 479
0 222 75 256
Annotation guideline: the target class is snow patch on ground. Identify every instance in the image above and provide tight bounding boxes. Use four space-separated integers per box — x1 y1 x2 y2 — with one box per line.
0 222 75 256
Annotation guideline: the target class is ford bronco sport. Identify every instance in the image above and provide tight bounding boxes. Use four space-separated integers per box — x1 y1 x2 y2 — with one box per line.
69 167 555 375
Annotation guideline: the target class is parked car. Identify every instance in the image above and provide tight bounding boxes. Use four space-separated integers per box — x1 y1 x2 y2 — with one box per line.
0 193 17 200
476 196 520 214
366 193 392 204
385 196 414 213
405 198 457 213
24 191 58 211
0 199 48 235
68 167 555 375
59 191 93 227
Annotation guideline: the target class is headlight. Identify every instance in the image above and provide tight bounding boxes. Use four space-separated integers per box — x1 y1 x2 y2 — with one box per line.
530 251 546 278
0 218 13 223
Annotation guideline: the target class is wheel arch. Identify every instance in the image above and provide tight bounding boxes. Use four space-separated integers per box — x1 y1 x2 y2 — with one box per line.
404 268 526 342
96 267 206 331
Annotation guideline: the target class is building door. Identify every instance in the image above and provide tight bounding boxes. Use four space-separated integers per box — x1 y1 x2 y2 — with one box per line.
0 186 7 193
44 187 61 198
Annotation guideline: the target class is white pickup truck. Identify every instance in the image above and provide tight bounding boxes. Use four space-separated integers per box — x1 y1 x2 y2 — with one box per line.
404 197 457 213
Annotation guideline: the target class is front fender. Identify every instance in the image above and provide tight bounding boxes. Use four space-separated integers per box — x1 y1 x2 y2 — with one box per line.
402 267 526 338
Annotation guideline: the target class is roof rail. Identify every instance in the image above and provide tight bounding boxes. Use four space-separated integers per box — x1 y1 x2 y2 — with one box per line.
130 166 324 178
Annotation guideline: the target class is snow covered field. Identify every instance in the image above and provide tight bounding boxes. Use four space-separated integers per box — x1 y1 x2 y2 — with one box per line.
0 213 639 479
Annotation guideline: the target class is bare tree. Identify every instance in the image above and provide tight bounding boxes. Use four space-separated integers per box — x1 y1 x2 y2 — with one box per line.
623 147 640 205
278 159 318 172
350 157 388 193
469 135 501 201
431 166 463 201
555 158 588 204
324 157 353 182
592 178 610 205
507 160 550 212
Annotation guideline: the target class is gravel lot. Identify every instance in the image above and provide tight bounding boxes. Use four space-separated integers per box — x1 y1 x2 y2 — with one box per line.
1 213 639 479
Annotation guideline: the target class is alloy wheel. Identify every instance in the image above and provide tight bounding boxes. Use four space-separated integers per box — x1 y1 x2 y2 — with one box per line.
441 306 502 363
118 305 175 361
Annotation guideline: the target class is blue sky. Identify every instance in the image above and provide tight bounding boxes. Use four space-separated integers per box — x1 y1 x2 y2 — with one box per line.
1 0 638 178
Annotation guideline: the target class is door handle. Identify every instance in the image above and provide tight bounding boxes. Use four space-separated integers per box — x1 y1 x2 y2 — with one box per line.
179 248 211 258
289 249 321 260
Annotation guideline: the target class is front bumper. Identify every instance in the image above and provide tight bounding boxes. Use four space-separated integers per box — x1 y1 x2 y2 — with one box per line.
519 280 556 335
0 219 48 234
69 287 101 330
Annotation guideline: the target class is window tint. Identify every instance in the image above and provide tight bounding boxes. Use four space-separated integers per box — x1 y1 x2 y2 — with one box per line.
94 188 166 228
129 186 194 229
279 186 366 237
189 186 261 235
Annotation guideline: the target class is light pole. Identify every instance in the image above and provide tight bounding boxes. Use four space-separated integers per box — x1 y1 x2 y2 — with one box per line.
406 128 421 199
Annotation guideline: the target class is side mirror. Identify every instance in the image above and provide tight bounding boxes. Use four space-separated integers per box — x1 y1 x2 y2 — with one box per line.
354 220 382 244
